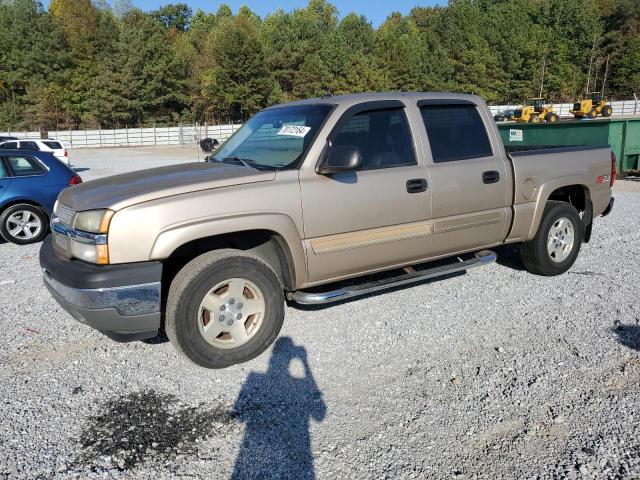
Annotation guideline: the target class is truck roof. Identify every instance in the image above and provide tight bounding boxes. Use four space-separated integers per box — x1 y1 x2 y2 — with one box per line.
266 91 483 109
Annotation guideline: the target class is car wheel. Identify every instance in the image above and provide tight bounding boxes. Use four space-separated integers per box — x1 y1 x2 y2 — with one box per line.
521 201 582 276
165 249 285 369
0 204 48 245
602 105 613 117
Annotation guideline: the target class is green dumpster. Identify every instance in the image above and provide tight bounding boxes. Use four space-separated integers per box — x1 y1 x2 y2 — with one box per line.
498 117 640 176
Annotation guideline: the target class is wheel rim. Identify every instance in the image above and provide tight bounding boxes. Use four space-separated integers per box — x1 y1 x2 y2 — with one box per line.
6 210 42 240
547 216 575 263
197 277 266 349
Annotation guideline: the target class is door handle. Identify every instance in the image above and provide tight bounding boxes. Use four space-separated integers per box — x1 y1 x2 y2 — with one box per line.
482 171 500 184
406 178 428 193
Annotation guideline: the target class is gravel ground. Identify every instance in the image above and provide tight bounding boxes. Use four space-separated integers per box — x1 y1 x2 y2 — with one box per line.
1 147 639 480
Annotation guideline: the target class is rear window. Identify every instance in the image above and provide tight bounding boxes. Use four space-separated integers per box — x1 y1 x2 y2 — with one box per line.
6 156 46 176
420 105 493 163
43 141 63 149
20 141 40 151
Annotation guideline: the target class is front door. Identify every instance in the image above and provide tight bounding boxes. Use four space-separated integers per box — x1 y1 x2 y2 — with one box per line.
417 101 511 256
299 102 431 286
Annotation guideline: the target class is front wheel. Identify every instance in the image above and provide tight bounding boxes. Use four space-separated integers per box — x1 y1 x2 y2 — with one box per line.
0 204 48 245
521 201 583 276
166 249 285 369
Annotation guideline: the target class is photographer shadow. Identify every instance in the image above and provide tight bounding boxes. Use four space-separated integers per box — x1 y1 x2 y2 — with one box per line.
231 337 326 480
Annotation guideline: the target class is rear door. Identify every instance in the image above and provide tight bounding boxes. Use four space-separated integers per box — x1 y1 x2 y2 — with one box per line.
0 158 12 203
417 100 511 256
299 100 431 285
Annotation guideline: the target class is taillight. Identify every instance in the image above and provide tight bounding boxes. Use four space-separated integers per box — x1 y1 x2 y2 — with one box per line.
611 151 617 187
64 149 68 157
69 175 82 186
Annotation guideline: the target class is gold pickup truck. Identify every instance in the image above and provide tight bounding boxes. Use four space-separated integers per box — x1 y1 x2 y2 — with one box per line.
40 93 615 368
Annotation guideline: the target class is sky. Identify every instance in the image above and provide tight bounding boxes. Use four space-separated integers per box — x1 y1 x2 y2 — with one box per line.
128 0 442 27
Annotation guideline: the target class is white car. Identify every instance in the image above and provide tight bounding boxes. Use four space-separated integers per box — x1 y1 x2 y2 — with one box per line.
0 138 70 165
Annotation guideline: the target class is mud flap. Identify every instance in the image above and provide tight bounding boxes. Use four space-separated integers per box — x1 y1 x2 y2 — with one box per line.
582 199 593 243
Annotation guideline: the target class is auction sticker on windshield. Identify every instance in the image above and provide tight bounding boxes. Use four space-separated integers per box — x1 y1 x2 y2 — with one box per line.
277 125 311 137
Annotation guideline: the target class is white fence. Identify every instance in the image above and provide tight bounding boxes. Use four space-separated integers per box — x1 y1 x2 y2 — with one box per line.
488 98 640 117
3 98 639 147
0 123 242 149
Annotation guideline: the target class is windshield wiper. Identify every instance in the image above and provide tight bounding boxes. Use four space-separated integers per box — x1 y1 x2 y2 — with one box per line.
222 157 255 169
211 156 276 171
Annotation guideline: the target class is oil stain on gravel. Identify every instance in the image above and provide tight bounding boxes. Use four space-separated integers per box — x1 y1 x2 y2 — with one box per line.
76 389 235 470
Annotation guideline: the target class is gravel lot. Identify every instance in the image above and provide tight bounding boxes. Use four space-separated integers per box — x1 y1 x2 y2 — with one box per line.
1 147 639 480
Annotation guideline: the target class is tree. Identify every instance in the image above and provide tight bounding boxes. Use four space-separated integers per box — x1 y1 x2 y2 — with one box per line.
201 10 279 120
151 3 192 31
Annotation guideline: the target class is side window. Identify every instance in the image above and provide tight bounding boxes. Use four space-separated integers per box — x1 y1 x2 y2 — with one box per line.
6 156 46 176
2 142 17 149
20 141 40 151
0 160 7 178
332 108 416 170
420 104 493 163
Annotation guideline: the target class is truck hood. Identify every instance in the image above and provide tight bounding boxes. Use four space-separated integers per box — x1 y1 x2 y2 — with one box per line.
58 162 275 212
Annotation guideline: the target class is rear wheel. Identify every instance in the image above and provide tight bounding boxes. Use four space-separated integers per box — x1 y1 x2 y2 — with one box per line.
521 201 582 276
529 114 541 123
602 105 613 117
165 249 285 369
0 204 48 245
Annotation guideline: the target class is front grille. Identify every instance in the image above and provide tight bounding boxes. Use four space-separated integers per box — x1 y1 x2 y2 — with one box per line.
56 203 75 226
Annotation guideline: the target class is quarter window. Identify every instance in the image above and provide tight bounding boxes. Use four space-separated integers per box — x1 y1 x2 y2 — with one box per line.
420 105 493 163
2 142 17 149
43 141 63 149
332 108 416 170
6 156 46 176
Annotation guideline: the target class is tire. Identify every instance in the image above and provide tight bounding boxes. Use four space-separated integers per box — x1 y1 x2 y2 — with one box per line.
529 114 540 123
165 249 285 369
545 112 559 123
602 105 613 117
587 107 598 119
521 201 583 276
0 204 48 245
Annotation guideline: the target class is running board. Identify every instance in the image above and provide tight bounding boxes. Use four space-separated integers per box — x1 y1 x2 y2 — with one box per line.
288 250 497 305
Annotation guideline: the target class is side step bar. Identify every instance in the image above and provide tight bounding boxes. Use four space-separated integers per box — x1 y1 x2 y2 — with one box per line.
288 250 497 305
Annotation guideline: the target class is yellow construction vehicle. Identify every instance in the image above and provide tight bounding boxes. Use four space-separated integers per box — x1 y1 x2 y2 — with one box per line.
570 92 613 119
513 98 559 123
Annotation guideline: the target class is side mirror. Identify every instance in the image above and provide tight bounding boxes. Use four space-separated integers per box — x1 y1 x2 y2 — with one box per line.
317 145 362 175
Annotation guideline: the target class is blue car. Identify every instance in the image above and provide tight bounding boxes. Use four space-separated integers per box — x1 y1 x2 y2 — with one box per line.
0 150 81 244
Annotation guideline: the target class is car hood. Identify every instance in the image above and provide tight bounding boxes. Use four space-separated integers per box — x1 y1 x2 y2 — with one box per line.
58 162 275 212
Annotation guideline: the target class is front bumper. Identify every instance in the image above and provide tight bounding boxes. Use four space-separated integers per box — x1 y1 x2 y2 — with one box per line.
40 235 162 342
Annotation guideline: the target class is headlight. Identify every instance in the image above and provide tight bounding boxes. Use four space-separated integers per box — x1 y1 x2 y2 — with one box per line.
73 209 114 234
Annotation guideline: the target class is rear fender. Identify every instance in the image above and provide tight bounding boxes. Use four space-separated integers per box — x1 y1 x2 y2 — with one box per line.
526 176 590 240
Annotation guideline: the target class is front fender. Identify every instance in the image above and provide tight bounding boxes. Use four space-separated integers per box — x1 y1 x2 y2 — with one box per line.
149 213 307 287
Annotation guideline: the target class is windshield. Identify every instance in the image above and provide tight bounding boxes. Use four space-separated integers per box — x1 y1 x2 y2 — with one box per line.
211 104 333 170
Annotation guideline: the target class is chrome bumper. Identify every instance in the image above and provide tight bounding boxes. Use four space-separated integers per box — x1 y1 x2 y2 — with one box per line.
43 270 160 316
